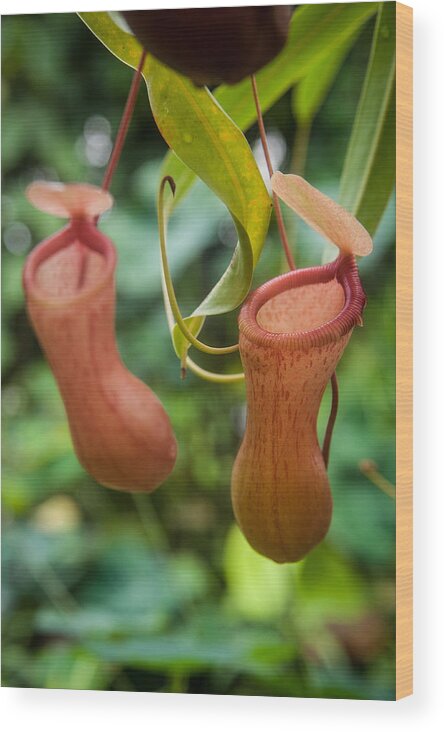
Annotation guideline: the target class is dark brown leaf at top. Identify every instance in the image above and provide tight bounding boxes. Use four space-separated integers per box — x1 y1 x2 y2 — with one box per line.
121 6 292 86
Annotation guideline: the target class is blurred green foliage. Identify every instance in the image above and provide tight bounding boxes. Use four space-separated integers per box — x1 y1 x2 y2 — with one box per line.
2 10 395 699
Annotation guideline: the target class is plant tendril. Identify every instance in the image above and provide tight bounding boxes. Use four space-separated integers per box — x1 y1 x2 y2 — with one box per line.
158 176 240 356
185 356 245 384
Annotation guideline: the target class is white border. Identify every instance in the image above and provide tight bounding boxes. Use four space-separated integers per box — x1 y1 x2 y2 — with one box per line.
2 0 444 729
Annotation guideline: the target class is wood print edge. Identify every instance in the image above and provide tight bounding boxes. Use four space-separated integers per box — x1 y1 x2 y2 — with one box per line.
395 0 413 701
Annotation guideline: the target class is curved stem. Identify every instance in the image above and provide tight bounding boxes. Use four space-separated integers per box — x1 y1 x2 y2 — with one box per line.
250 75 296 271
158 176 239 356
322 372 339 468
185 355 244 384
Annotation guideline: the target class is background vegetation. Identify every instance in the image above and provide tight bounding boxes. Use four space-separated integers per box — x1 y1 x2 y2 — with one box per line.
2 9 395 698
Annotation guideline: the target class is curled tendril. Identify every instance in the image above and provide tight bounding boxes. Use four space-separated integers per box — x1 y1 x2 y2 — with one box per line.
157 175 241 360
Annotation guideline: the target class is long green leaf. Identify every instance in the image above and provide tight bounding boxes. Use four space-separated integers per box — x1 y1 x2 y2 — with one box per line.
79 12 271 362
79 11 141 67
292 25 363 126
290 23 365 179
339 2 396 235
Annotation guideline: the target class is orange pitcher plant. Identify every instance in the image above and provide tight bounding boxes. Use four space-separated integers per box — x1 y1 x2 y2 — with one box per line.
231 173 372 563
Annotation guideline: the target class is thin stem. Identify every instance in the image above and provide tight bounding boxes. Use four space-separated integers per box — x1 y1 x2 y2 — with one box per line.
250 75 295 271
359 459 396 499
186 355 245 384
101 50 147 193
158 176 239 356
322 372 339 468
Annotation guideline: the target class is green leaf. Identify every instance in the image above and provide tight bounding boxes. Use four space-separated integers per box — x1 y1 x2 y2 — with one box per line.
32 645 111 691
79 12 271 361
148 60 270 317
292 26 362 126
86 624 293 675
171 315 204 360
339 2 396 235
79 11 142 68
223 524 293 622
295 543 368 622
36 548 210 640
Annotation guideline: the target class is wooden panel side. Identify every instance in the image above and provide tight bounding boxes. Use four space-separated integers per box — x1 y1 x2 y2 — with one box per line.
395 1 413 701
